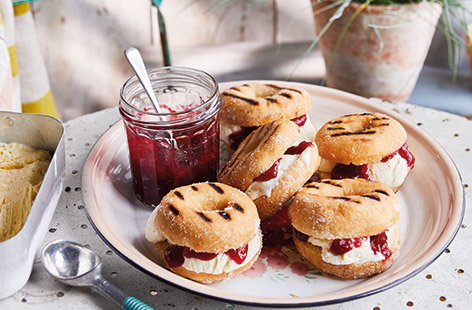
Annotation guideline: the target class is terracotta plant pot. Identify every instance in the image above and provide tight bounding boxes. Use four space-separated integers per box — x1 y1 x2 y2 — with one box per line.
312 1 442 102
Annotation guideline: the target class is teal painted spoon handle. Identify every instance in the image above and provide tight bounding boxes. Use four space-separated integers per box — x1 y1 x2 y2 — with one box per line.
92 276 154 309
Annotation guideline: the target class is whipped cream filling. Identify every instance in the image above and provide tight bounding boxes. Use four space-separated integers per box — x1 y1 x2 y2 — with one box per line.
146 208 262 274
220 122 243 147
318 153 410 188
181 231 262 274
298 116 316 141
145 206 166 243
367 154 410 188
308 226 398 265
318 157 337 174
244 118 316 200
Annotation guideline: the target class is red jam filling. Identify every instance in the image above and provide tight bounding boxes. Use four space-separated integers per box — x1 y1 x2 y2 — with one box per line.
331 143 414 181
228 126 258 150
328 231 391 260
183 247 218 261
370 231 392 260
381 143 415 169
329 237 368 255
291 114 307 127
254 158 281 182
164 244 250 268
225 245 248 264
331 163 370 180
164 245 186 268
261 205 293 247
285 141 313 155
294 229 309 242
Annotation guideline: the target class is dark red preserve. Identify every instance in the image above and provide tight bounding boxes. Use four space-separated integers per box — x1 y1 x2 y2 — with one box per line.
119 67 221 206
331 143 414 180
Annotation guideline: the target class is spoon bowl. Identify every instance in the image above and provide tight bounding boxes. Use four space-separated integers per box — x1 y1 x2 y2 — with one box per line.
41 240 154 309
42 240 102 287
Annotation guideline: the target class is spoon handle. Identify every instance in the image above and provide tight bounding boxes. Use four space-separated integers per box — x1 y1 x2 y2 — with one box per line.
124 47 161 113
93 277 154 310
122 296 154 310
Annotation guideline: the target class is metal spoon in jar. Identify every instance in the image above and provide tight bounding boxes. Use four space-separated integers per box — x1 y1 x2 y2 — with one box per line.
124 47 162 114
41 240 154 310
124 47 176 147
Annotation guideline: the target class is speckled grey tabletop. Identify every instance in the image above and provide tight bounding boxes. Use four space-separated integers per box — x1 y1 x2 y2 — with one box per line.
1 101 470 310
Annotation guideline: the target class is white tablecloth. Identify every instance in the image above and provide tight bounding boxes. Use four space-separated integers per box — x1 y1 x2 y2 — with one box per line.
1 101 471 309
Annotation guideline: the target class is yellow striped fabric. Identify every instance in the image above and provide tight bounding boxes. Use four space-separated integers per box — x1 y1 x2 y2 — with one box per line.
22 90 59 118
7 45 18 77
13 3 29 16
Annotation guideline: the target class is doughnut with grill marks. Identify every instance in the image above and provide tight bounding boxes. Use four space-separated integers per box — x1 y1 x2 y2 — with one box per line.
219 120 320 219
289 178 399 239
293 229 400 279
153 182 259 253
315 113 407 165
221 83 312 127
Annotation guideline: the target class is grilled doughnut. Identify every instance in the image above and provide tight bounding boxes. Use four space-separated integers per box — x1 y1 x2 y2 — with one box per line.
145 182 262 283
289 179 401 279
220 83 315 151
221 83 312 127
219 120 320 219
316 113 406 165
315 113 414 190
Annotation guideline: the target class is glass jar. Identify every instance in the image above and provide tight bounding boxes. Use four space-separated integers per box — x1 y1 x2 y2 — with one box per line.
119 67 220 206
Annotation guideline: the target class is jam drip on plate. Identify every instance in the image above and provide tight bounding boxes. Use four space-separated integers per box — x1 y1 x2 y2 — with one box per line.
381 143 415 169
291 114 307 127
164 244 249 268
285 141 313 155
261 205 293 247
254 159 281 182
228 126 258 150
331 143 415 180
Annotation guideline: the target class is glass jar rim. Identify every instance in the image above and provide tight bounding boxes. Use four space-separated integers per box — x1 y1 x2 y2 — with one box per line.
120 66 219 117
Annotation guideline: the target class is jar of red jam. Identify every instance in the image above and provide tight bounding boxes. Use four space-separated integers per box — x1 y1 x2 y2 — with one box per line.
119 67 220 206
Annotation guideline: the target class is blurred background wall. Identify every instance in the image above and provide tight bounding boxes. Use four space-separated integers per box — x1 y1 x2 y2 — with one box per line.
30 0 472 120
31 0 316 120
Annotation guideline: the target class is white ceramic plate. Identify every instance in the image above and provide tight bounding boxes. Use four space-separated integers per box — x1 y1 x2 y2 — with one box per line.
82 81 464 307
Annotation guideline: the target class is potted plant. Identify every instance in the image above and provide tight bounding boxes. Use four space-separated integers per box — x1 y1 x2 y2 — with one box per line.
312 0 445 102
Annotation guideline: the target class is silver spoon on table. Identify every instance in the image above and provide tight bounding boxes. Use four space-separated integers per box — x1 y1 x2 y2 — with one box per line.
41 240 154 310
